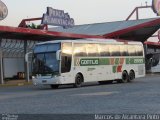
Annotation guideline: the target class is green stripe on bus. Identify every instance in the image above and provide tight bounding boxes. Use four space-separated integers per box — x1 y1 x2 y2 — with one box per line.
99 58 110 65
113 66 117 73
126 58 130 64
126 58 145 64
75 57 144 66
115 58 120 65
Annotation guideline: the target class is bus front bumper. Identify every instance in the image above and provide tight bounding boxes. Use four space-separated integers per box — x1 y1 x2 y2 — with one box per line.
32 76 62 86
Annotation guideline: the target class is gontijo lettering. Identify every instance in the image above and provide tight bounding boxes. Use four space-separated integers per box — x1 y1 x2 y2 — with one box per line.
80 59 99 65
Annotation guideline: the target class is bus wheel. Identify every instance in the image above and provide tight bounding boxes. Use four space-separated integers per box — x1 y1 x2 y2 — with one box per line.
128 70 135 82
120 71 128 83
50 85 59 89
74 74 83 88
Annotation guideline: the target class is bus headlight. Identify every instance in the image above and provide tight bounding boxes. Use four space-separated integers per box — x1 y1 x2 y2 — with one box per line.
52 74 60 78
32 76 36 79
52 75 58 78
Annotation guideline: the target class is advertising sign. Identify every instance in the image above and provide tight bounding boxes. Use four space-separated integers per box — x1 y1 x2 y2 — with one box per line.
0 1 8 20
42 7 75 28
152 0 160 16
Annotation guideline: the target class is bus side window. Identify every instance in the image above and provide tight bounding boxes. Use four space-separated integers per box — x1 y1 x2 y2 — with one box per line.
61 55 72 72
74 44 87 57
87 44 99 57
120 45 128 56
128 45 136 56
61 43 72 73
64 56 68 67
135 45 143 56
98 44 110 57
109 45 120 56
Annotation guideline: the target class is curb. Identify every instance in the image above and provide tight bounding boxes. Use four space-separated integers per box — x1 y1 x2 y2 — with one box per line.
0 82 32 87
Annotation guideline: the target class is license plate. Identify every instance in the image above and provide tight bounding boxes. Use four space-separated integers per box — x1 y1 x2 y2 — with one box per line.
42 80 47 83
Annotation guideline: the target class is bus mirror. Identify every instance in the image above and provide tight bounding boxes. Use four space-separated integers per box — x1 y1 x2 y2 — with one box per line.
25 52 33 62
56 50 61 61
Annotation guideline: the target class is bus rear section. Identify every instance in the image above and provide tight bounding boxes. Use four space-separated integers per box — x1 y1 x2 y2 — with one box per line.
72 41 145 85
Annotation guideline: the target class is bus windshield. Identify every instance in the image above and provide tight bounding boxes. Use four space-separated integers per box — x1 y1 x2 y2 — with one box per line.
32 43 60 75
32 53 59 74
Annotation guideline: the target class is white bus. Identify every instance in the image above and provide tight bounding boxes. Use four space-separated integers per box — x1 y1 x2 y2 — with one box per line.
31 39 145 88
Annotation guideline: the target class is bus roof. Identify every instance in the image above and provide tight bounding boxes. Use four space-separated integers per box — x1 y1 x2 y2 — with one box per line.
36 38 143 46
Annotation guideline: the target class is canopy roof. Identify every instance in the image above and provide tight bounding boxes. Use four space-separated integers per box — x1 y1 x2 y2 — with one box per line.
52 18 160 42
0 17 160 42
0 26 102 41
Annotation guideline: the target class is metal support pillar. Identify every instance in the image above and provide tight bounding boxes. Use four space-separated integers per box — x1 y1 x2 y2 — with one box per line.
136 9 139 20
24 40 29 82
144 43 148 55
0 38 4 84
126 6 152 21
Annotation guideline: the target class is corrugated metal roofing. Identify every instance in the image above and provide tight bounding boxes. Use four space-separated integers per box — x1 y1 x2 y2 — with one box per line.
50 18 158 35
1 39 39 58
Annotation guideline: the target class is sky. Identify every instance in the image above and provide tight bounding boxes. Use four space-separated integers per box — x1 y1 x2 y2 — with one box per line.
0 0 158 27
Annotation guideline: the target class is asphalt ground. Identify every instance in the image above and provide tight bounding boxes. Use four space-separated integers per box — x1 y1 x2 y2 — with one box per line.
0 74 160 116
